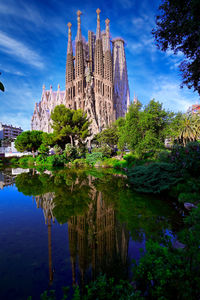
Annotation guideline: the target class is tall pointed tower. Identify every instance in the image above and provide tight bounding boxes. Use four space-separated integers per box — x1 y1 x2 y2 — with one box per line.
74 10 85 110
103 18 114 125
66 22 74 108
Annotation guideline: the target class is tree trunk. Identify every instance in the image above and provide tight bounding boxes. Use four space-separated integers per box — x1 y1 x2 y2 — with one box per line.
32 149 35 158
70 136 73 146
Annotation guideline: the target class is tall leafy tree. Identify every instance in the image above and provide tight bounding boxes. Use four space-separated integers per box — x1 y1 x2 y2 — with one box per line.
94 123 119 149
15 130 43 157
153 0 200 94
51 105 91 149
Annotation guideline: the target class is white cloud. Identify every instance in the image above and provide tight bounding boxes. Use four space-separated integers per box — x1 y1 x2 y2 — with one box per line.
151 78 198 112
0 31 44 69
0 112 31 131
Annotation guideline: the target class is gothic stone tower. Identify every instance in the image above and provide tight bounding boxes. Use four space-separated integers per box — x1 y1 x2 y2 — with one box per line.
31 9 130 136
65 9 130 136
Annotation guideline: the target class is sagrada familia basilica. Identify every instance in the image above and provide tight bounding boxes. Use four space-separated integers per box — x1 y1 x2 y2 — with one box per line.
31 9 130 136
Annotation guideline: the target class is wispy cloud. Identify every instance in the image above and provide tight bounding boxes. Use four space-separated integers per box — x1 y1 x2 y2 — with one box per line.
0 31 44 69
151 77 198 112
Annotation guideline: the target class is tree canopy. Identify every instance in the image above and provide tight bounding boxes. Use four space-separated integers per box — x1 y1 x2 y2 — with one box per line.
153 0 200 94
15 130 43 157
51 105 91 149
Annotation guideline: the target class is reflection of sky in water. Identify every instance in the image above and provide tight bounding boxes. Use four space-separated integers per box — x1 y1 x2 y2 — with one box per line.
0 170 182 300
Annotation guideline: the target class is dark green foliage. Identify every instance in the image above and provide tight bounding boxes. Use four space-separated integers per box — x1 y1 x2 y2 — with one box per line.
153 0 200 94
133 206 200 299
63 143 78 161
92 145 112 158
18 156 35 166
86 152 104 166
171 178 200 203
76 274 141 300
170 141 200 175
116 100 171 158
127 162 182 194
51 105 90 149
45 155 67 167
0 72 5 92
94 124 119 149
15 130 43 156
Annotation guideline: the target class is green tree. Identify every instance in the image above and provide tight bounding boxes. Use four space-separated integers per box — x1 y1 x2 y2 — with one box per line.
94 123 119 149
15 130 43 157
51 105 91 149
153 0 200 94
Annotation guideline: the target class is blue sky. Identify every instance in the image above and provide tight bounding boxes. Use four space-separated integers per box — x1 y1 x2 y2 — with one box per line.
0 0 199 130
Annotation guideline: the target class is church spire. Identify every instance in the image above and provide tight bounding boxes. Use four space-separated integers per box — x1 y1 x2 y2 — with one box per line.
96 8 101 40
76 10 82 41
105 18 110 52
67 22 73 54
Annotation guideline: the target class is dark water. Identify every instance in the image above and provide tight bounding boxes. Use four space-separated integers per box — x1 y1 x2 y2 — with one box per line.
0 167 182 300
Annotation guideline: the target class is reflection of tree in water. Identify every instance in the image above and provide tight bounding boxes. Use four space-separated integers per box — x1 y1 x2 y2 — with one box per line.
14 169 182 287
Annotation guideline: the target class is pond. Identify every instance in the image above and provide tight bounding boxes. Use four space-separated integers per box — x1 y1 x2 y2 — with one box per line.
0 167 183 300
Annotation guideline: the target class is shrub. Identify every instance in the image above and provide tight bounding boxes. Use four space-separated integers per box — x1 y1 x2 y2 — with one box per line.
133 206 200 299
53 145 62 155
9 157 19 165
71 158 88 168
63 143 78 161
92 145 112 158
127 162 182 194
18 156 35 166
170 178 200 203
46 154 67 167
170 141 200 176
123 153 137 167
86 152 103 166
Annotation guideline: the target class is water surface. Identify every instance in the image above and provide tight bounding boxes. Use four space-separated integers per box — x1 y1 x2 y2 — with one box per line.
0 167 182 299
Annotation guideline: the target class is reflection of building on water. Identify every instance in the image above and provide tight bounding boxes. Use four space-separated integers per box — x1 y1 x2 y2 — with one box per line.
35 193 55 285
34 184 129 286
68 191 129 284
0 170 15 189
0 168 30 189
11 168 29 175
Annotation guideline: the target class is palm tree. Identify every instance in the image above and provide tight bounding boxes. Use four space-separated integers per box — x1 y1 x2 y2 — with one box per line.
179 114 200 145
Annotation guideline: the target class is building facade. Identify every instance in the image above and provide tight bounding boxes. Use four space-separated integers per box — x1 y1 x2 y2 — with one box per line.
31 9 130 136
0 122 23 141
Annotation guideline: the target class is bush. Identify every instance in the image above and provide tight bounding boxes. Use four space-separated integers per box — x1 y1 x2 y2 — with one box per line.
46 155 67 167
170 178 200 203
86 152 103 166
133 206 200 299
71 158 88 168
127 162 182 194
92 145 112 158
53 145 62 155
18 156 35 166
123 153 137 166
9 157 19 165
170 141 200 176
63 143 78 161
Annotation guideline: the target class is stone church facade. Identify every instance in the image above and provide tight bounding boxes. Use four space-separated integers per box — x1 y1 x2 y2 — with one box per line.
31 9 130 136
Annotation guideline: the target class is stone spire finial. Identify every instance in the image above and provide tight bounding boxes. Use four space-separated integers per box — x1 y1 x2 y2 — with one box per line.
58 84 60 90
96 8 101 40
76 10 82 41
43 84 45 90
50 85 52 90
105 18 110 51
67 22 73 54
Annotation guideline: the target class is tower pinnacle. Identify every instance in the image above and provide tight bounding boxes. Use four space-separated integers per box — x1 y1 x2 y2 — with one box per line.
67 22 73 54
105 18 110 51
96 8 101 40
76 10 82 41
